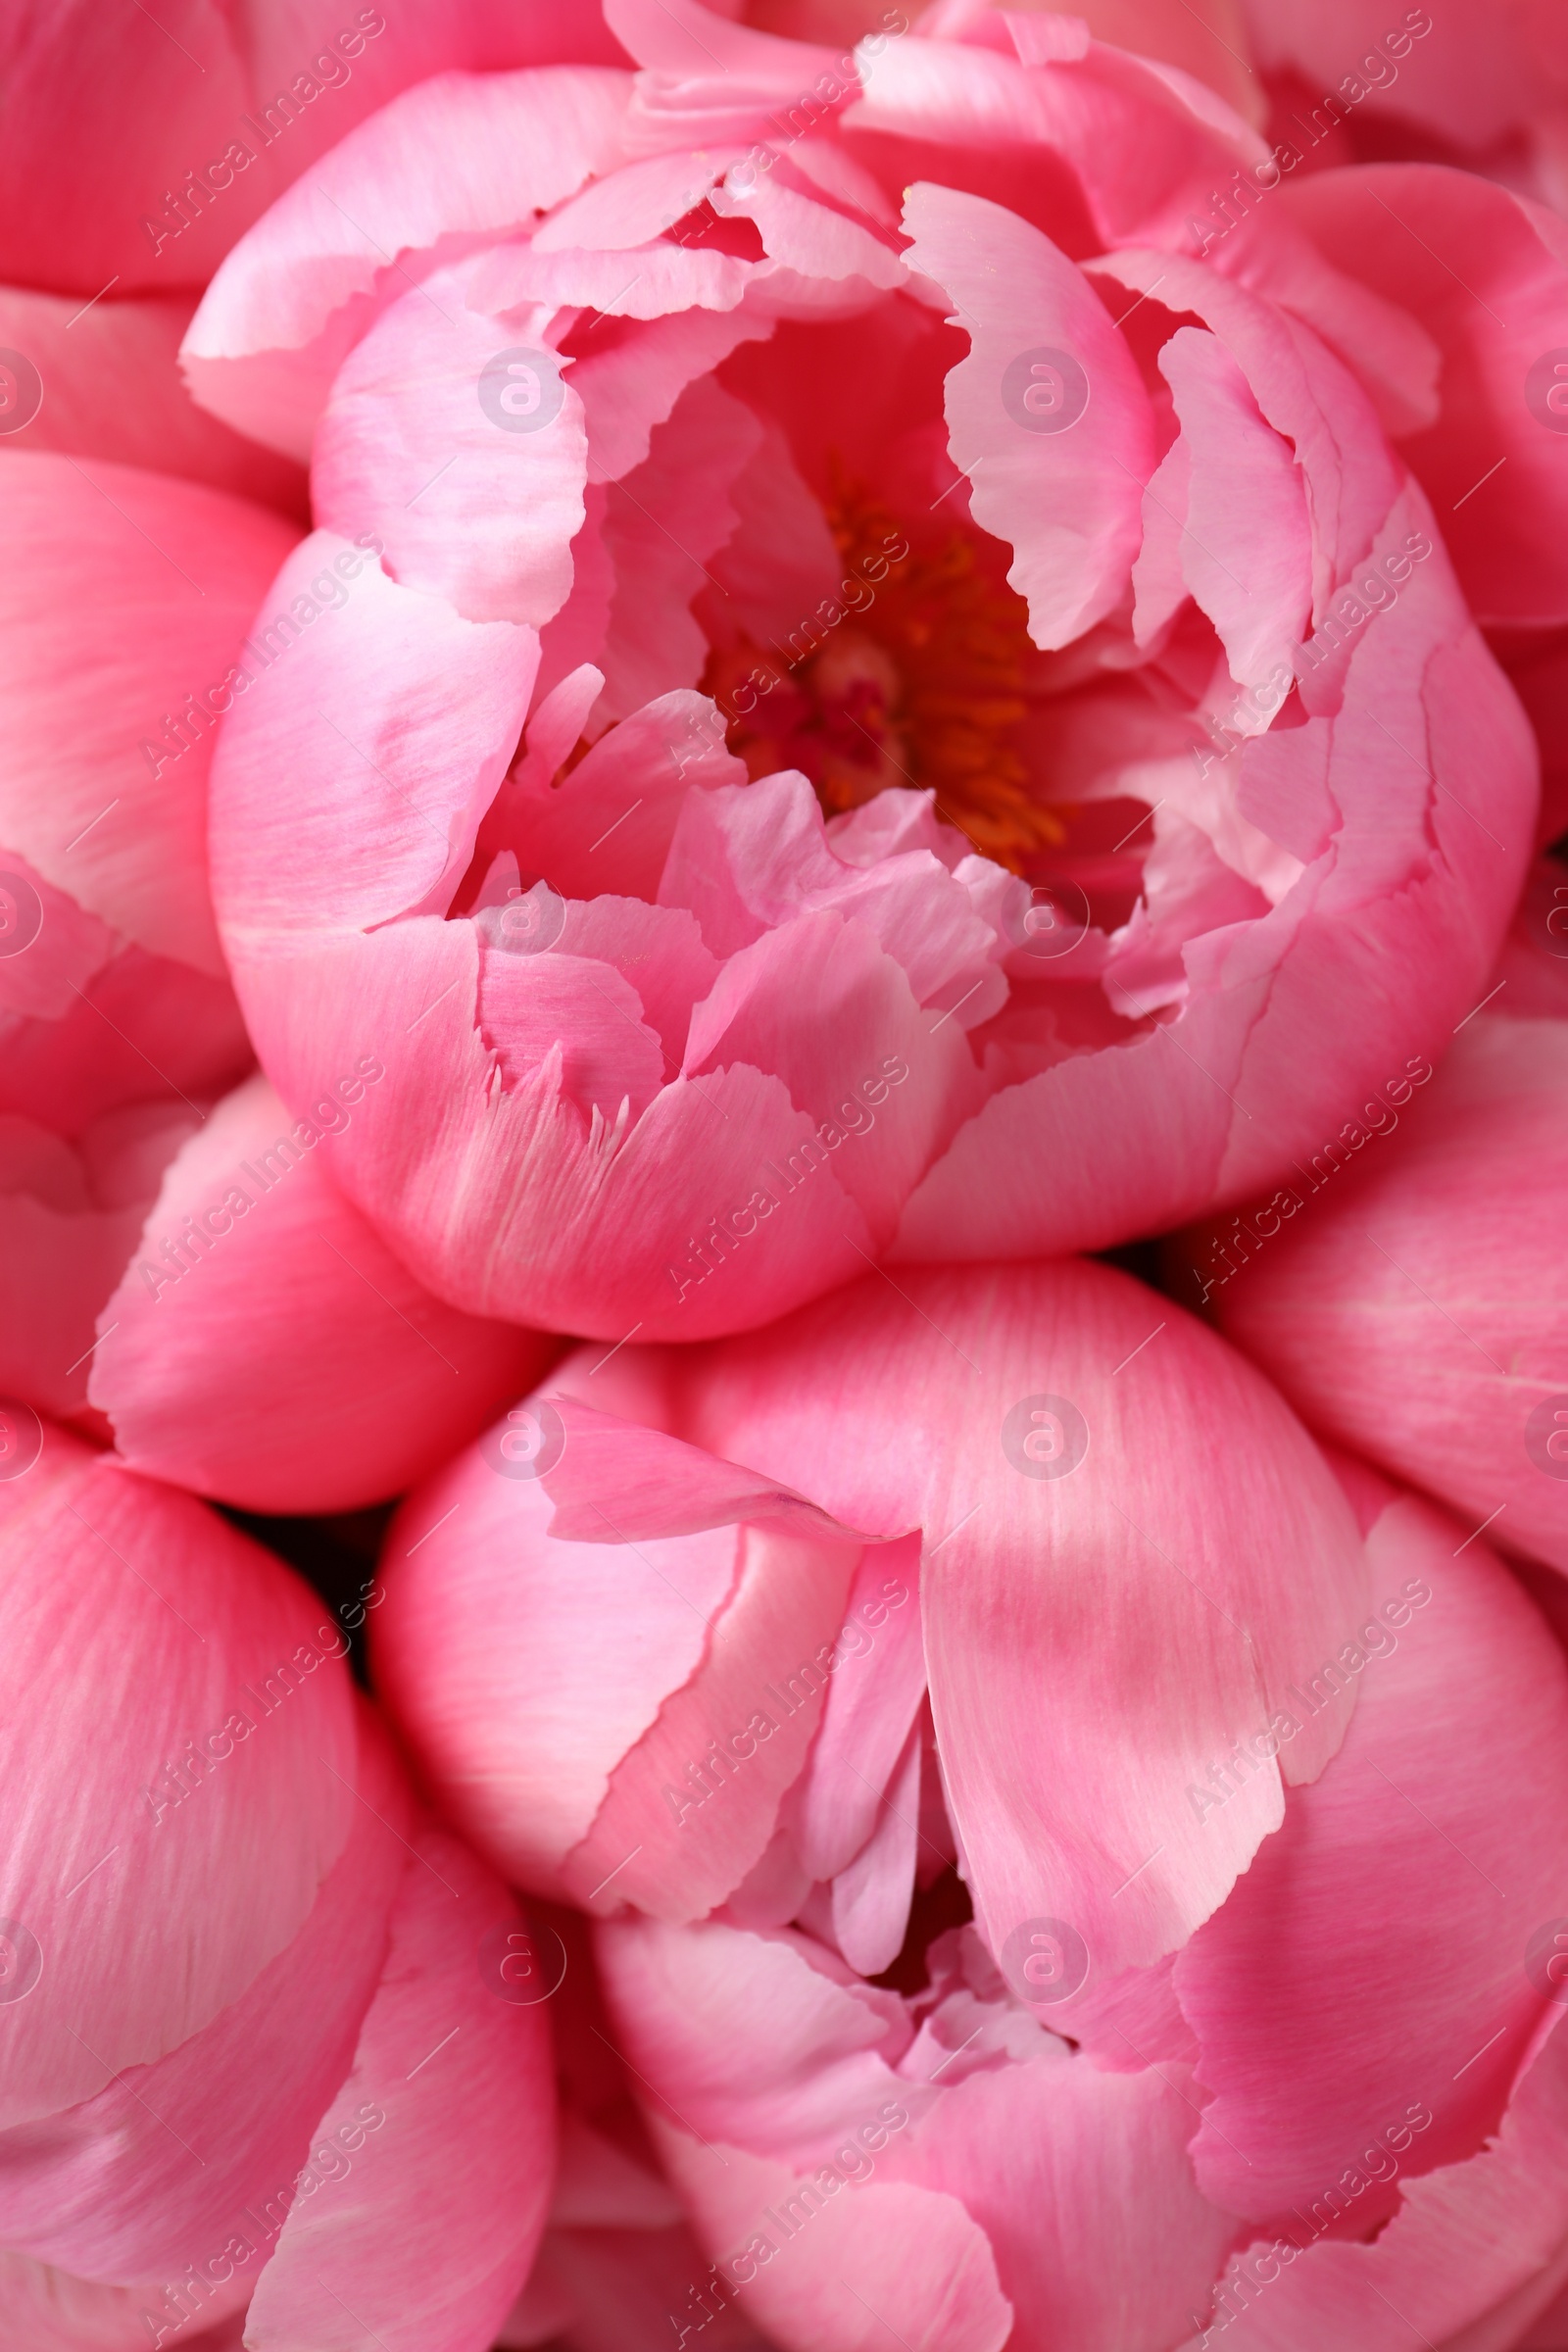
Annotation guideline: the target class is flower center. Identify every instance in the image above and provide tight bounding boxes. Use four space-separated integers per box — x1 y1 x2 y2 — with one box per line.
703 476 1063 872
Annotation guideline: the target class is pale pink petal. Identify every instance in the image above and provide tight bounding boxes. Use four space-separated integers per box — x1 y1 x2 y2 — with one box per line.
0 2251 249 2352
1155 325 1311 699
540 1399 876 1545
570 307 774 486
502 688 747 905
788 1536 927 1886
375 1442 740 1891
531 149 740 252
0 947 249 1143
1179 2024 1568 2350
1200 1015 1568 1578
892 476 1535 1262
476 948 666 1123
828 1719 921 1975
850 22 1267 246
558 1520 863 1920
682 907 985 1237
313 263 588 628
228 915 880 1338
901 184 1157 649
591 377 765 717
0 287 305 512
208 529 537 946
0 0 625 299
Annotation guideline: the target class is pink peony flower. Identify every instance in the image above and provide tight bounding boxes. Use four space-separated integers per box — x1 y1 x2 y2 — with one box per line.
1183 997 1568 1580
368 1256 1568 2338
558 1442 1568 2351
183 0 1545 1338
0 1419 555 2350
372 1258 1372 1995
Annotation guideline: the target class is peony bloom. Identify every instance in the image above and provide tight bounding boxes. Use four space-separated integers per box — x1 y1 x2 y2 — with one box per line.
592 1454 1568 2352
1183 977 1568 1578
186 0 1544 1338
373 1258 1374 1997
0 1420 555 2350
369 1262 1568 2349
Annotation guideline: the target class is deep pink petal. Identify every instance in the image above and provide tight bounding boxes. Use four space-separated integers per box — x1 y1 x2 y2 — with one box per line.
243 1821 557 2352
1175 1473 1568 2226
0 1432 358 2129
0 455 298 973
90 1075 553 1513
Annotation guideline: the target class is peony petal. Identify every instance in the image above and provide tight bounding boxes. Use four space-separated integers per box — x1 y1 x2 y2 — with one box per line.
181 67 632 461
376 1440 741 1891
0 286 306 512
1198 1014 1568 1578
0 1700 409 2282
540 1399 877 1546
558 1520 863 1921
313 261 589 628
89 1074 552 1513
208 530 537 946
652 1259 1369 1987
1178 2023 1568 2351
1175 1472 1568 2226
243 1820 556 2352
1286 164 1568 626
0 1431 358 2129
0 454 298 974
901 183 1157 649
1154 325 1311 700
